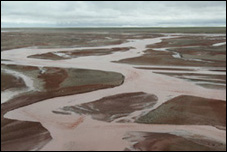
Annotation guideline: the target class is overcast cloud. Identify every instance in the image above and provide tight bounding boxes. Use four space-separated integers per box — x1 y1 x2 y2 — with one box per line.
1 1 226 27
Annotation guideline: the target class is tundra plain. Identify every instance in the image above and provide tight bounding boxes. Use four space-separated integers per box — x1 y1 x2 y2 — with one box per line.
1 27 226 151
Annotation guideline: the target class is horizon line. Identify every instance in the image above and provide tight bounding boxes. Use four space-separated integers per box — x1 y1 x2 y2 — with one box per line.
2 26 226 29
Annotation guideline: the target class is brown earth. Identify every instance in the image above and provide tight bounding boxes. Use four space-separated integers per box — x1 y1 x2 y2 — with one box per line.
153 72 226 82
136 95 226 127
1 29 162 51
147 36 226 48
62 92 158 122
118 35 226 67
2 64 125 92
117 48 226 67
28 52 68 60
28 47 133 60
1 72 26 91
153 72 226 90
38 68 68 90
135 67 195 71
1 119 51 151
1 31 125 51
124 132 226 151
169 45 226 63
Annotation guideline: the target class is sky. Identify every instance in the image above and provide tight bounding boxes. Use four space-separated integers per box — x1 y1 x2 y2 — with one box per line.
1 1 226 28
